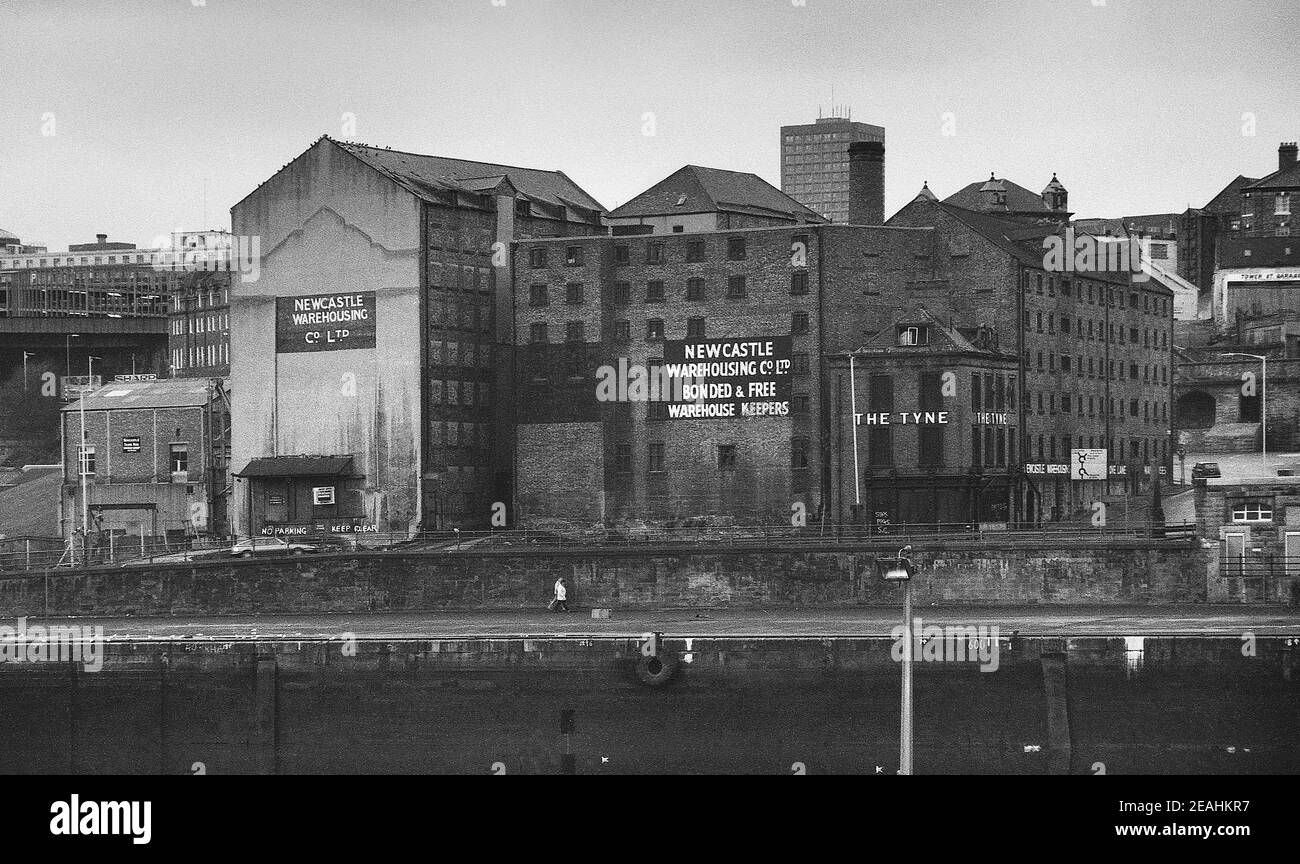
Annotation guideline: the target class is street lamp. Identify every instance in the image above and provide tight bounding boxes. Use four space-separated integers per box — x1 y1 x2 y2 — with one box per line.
877 545 918 775
1220 352 1267 475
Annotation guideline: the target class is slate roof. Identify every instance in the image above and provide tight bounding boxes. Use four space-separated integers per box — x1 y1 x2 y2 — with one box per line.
234 456 358 478
1204 175 1259 211
608 165 826 222
333 139 606 213
62 378 226 412
943 177 1051 213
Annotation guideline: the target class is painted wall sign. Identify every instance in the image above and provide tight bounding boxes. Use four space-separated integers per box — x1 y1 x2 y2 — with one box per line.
114 374 157 382
312 486 336 506
1024 463 1070 475
275 292 377 353
660 337 792 419
856 411 951 426
1071 448 1108 481
971 413 1010 425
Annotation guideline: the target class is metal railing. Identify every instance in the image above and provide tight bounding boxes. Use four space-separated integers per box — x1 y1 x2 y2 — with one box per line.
0 520 1200 574
1219 555 1300 604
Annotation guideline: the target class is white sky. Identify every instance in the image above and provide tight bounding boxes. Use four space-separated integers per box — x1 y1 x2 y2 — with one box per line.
2 0 1297 250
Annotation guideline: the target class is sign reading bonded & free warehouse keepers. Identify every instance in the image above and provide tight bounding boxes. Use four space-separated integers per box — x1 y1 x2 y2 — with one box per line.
661 336 792 418
275 292 377 354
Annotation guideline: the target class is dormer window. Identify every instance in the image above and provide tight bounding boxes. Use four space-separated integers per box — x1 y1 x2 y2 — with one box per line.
897 325 929 346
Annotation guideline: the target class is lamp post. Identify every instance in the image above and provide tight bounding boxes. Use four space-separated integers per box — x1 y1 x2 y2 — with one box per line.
878 545 917 774
1220 352 1267 475
65 333 80 388
22 351 33 393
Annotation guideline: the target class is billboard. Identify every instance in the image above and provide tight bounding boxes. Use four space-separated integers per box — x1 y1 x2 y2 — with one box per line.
1071 448 1107 481
661 336 792 419
275 292 377 354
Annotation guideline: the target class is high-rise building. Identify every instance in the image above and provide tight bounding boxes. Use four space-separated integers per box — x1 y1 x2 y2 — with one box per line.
780 114 885 223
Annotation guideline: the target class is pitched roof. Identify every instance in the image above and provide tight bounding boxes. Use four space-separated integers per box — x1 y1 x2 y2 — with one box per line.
850 307 1009 357
943 176 1050 213
608 165 826 222
332 138 606 213
234 455 358 478
62 378 225 412
1204 175 1259 211
1245 162 1300 191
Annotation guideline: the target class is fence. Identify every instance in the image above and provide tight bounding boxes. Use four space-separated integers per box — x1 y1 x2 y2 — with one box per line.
1219 553 1300 604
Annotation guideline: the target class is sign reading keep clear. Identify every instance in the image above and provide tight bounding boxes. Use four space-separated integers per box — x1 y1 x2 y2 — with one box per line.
275 292 377 353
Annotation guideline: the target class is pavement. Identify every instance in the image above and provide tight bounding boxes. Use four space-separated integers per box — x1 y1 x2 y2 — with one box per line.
19 606 1300 641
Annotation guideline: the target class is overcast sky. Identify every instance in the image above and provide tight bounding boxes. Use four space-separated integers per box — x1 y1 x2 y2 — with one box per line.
2 0 1296 250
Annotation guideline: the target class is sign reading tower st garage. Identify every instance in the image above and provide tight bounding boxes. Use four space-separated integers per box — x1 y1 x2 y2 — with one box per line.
662 336 792 418
275 291 377 353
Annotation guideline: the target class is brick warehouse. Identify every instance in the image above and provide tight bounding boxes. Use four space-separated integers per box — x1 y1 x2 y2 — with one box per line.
513 157 1177 528
229 136 605 537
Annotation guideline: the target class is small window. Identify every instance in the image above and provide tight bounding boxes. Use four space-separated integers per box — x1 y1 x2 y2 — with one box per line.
613 320 630 342
687 317 706 338
565 283 583 305
529 322 548 343
565 246 583 267
646 243 665 265
790 271 809 296
791 311 809 334
529 247 547 269
614 443 632 473
896 325 929 346
169 444 189 474
791 353 810 374
791 437 810 470
646 318 665 341
792 394 810 414
614 282 630 305
1231 500 1273 523
686 240 705 263
727 237 747 261
646 281 665 302
565 321 585 343
78 445 96 476
686 278 705 301
727 276 747 298
614 245 630 266
648 443 665 473
717 445 737 471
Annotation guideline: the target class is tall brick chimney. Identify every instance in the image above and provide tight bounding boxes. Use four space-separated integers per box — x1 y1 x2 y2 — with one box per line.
1280 142 1298 173
848 141 885 225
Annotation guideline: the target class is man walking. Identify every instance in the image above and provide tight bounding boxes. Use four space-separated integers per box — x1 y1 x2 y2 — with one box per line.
551 577 570 612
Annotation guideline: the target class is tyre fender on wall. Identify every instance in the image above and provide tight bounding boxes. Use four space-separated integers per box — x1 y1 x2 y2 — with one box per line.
635 652 680 687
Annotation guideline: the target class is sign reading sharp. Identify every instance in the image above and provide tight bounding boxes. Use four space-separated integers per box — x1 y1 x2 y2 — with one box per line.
275 292 377 353
662 336 792 418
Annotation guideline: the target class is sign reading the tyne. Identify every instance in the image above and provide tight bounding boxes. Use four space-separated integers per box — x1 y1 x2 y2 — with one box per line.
275 292 377 354
661 337 792 419
856 412 951 426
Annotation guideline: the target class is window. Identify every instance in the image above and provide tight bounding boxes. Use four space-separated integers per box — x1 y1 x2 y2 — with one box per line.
686 240 705 263
868 374 893 466
646 318 665 341
790 271 809 295
792 394 810 414
686 278 706 301
528 284 548 306
565 321 585 343
646 243 665 265
971 374 982 411
646 281 665 302
169 444 189 474
614 282 630 305
648 443 665 473
971 427 982 466
529 247 547 269
78 445 96 476
791 353 809 374
791 437 810 470
687 317 706 338
529 322 548 343
613 320 630 342
897 325 929 346
565 246 583 267
791 311 809 334
1276 193 1291 216
727 276 747 298
919 426 945 467
1232 500 1274 523
565 283 583 305
614 245 630 266
727 237 747 261
1061 355 1071 372
717 445 737 471
615 443 632 473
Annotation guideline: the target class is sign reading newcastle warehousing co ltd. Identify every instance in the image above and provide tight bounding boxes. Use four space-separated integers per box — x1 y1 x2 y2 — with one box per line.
661 336 792 418
275 292 377 354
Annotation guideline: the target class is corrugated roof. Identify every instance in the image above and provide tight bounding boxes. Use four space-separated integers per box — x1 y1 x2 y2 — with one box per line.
62 378 225 412
334 140 606 213
609 165 826 222
234 456 357 478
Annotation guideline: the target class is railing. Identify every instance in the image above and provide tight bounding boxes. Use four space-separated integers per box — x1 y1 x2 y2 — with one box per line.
0 521 1200 574
1219 555 1300 604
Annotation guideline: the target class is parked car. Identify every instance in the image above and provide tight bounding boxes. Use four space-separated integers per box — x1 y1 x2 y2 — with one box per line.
229 537 318 558
1191 462 1221 486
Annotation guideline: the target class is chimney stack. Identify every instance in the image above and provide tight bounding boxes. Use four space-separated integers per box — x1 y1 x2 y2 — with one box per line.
96 233 107 246
848 141 885 225
1280 142 1298 173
